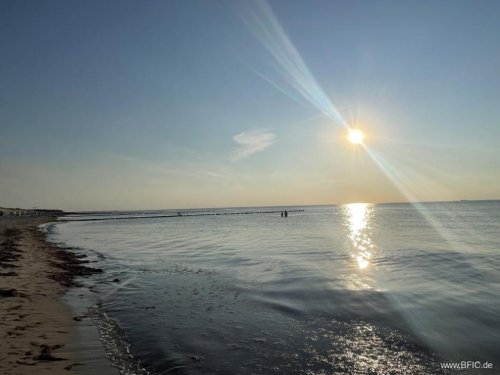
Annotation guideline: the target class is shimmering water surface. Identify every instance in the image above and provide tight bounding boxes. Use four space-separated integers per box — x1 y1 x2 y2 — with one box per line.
47 202 500 374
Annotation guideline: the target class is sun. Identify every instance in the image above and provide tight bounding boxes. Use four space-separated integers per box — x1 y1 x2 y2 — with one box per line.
348 129 364 144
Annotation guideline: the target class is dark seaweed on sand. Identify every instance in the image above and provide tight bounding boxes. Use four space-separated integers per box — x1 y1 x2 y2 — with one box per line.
0 228 22 269
37 227 103 287
49 248 102 287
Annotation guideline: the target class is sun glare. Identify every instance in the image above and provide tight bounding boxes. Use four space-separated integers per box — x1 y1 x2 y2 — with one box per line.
348 129 364 144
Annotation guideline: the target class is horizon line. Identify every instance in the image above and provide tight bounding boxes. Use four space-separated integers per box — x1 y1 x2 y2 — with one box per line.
62 198 500 214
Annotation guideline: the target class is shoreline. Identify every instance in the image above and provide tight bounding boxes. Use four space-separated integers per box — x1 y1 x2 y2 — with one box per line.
0 215 107 374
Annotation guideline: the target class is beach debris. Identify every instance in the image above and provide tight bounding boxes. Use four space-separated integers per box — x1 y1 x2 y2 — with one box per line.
7 304 22 311
49 248 103 287
73 314 87 321
0 288 18 297
0 271 18 276
16 359 37 366
0 228 23 268
64 362 85 371
35 344 66 361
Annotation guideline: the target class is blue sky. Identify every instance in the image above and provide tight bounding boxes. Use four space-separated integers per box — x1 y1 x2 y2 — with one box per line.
1 0 499 210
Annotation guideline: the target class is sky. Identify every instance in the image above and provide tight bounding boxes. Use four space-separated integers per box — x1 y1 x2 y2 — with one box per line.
1 0 499 211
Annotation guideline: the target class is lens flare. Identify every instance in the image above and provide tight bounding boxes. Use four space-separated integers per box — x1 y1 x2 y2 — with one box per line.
348 129 364 144
235 0 349 128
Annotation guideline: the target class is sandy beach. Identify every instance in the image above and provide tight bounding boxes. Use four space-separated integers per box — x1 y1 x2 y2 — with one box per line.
0 215 101 374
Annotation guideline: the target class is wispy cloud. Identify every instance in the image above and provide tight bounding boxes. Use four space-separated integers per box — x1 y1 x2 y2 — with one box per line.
231 130 276 161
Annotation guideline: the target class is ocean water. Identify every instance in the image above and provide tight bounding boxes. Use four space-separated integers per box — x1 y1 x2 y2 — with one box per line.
46 202 500 374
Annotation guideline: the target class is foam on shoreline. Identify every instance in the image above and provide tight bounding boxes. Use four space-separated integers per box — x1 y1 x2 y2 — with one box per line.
42 219 148 375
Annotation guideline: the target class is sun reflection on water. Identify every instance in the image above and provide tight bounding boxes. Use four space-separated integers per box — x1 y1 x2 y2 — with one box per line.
344 203 374 270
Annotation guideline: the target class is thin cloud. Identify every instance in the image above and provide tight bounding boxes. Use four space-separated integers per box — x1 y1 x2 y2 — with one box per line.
231 130 276 161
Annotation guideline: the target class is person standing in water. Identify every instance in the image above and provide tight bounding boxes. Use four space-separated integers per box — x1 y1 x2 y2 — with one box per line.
284 210 288 217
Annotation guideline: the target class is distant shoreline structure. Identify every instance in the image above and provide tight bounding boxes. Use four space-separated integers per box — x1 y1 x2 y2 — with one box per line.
65 198 500 215
0 207 63 217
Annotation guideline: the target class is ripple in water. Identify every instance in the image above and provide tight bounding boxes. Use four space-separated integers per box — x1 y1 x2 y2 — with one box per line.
48 202 500 374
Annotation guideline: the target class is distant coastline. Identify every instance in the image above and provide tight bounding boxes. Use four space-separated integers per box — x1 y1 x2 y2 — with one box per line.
0 207 64 217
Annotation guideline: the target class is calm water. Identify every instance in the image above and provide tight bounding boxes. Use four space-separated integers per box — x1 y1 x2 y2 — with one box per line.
46 202 500 374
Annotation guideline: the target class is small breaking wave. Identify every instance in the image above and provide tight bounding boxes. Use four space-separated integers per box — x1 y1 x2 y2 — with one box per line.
88 304 150 375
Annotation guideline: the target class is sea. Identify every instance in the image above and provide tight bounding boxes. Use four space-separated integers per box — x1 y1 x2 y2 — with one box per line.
42 201 500 374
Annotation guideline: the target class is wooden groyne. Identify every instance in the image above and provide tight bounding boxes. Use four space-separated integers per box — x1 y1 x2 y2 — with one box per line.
64 209 305 222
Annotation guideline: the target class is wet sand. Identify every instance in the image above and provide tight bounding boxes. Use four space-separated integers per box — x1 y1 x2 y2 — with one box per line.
0 215 101 374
